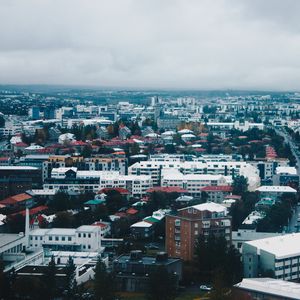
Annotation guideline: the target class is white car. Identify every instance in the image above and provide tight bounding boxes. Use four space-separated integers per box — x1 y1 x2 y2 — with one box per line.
200 285 212 291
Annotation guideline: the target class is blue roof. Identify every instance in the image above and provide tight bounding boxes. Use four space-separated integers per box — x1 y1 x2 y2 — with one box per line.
84 199 106 205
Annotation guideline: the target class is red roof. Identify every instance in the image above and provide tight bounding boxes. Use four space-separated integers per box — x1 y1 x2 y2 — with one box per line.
126 208 139 215
201 186 233 192
0 157 10 161
99 187 130 195
147 186 188 193
93 221 109 228
71 140 88 146
14 142 28 147
1 193 32 205
11 205 48 217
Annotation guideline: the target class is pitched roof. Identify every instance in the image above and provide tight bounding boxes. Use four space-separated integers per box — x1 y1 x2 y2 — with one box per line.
1 193 32 205
99 187 130 195
126 208 139 215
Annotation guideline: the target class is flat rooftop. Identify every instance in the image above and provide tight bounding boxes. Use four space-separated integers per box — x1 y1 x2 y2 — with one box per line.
246 233 300 259
235 278 300 299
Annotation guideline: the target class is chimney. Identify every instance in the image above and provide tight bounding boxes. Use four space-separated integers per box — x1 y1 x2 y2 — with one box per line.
25 207 30 248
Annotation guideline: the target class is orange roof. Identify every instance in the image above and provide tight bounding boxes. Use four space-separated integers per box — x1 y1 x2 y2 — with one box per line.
126 208 139 215
1 193 32 205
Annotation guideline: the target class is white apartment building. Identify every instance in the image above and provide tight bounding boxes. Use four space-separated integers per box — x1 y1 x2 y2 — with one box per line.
129 160 260 190
243 233 300 281
161 169 228 197
99 174 153 197
45 168 152 196
29 225 102 252
206 120 264 132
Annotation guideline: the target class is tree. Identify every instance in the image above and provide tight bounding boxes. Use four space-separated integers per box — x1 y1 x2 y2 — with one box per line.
105 190 124 214
49 191 71 211
53 211 75 228
229 192 258 230
81 145 92 158
94 259 115 300
147 265 177 300
43 256 57 299
164 143 176 154
13 277 46 300
6 214 25 233
0 115 5 128
0 259 13 300
232 176 248 195
195 234 242 286
65 256 77 299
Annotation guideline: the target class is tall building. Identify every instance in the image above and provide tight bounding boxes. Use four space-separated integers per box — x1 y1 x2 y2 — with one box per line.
29 106 40 120
165 202 231 261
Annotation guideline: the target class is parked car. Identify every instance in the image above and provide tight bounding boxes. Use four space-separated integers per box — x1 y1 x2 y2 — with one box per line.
200 285 212 291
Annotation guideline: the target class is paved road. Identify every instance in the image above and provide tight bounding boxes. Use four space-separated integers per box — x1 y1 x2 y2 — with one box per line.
274 127 300 175
274 127 300 233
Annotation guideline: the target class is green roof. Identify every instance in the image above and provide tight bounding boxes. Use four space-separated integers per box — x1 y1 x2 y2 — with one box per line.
144 217 160 224
84 199 106 205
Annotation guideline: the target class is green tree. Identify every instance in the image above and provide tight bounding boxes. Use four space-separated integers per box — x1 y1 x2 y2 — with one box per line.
195 234 242 286
65 256 77 299
232 176 248 195
49 191 71 211
81 145 92 158
52 211 75 228
147 265 177 300
0 115 5 128
105 190 124 214
43 256 57 299
13 277 46 300
94 259 115 300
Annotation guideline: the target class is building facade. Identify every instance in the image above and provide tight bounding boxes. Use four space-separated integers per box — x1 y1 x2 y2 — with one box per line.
166 202 231 261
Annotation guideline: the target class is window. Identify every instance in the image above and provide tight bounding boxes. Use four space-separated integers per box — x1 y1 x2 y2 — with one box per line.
49 236 52 241
83 233 86 238
78 233 81 238
55 236 59 241
62 237 65 241
88 233 91 238
68 237 72 241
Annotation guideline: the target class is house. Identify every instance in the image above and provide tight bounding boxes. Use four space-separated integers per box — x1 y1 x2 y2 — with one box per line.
119 125 131 140
0 193 35 210
273 166 299 187
200 185 233 203
130 221 154 239
113 250 182 292
29 225 102 252
255 185 297 201
84 199 106 211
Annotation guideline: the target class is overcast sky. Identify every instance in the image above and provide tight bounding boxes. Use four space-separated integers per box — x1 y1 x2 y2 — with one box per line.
1 0 300 90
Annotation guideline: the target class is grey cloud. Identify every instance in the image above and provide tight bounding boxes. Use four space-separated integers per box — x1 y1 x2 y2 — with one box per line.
0 0 300 90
